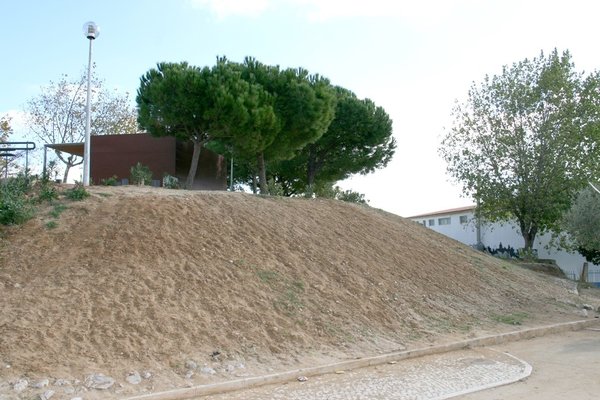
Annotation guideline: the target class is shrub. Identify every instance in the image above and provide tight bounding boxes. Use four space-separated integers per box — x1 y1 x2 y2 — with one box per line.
130 162 153 186
37 181 59 202
45 220 58 229
0 175 34 225
3 173 31 196
100 175 119 186
266 178 285 197
163 174 179 189
0 192 33 225
65 182 90 201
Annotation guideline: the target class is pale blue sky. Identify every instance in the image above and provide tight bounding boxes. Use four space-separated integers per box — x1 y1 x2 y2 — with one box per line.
2 0 600 216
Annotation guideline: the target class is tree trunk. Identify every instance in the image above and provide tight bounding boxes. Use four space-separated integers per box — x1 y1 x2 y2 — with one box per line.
520 223 538 259
63 163 71 184
186 139 203 189
257 152 268 194
251 174 258 194
307 149 317 192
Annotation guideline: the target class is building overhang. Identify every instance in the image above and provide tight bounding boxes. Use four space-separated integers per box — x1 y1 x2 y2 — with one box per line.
46 142 84 157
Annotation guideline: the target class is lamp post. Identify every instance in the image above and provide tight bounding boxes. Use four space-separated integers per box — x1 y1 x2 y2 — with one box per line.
82 21 99 186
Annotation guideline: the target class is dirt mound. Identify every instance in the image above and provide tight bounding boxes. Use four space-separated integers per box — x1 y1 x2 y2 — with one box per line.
0 186 597 398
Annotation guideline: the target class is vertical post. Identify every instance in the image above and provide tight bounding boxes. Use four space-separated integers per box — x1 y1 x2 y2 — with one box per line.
230 156 234 191
580 262 589 283
83 37 93 186
42 145 47 178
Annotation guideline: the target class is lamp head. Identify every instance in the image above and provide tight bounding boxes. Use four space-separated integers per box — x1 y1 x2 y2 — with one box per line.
83 21 100 40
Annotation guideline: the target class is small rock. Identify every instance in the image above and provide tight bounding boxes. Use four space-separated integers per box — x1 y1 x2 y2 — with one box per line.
64 387 76 395
582 304 594 310
297 376 308 382
40 389 55 400
54 379 70 386
142 371 152 379
185 360 198 370
185 370 194 379
237 363 246 369
200 366 216 375
14 283 21 288
224 364 235 373
85 373 115 390
210 351 221 361
580 309 589 318
33 379 50 388
13 379 28 392
70 397 83 400
126 371 142 385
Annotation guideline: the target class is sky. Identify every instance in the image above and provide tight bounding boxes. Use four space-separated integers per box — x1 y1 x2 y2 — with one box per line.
2 0 600 217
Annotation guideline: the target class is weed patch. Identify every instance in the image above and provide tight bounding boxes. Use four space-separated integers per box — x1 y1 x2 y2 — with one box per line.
492 312 528 325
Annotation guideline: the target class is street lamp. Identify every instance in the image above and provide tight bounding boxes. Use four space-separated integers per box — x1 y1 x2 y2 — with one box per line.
82 21 99 186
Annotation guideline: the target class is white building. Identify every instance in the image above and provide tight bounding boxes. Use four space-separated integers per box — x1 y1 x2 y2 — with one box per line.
409 205 600 285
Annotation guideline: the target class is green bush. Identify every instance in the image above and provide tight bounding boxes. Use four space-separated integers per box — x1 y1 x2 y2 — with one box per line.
267 178 285 197
162 174 179 189
37 181 59 202
65 182 90 201
100 175 119 186
0 192 33 225
45 220 58 229
130 162 153 186
0 174 34 225
3 173 31 196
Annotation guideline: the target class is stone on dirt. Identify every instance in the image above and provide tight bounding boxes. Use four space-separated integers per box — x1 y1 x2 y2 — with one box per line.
12 379 28 393
126 371 142 385
84 373 115 390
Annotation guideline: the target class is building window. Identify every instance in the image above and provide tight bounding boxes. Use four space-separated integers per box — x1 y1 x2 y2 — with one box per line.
422 220 426 226
459 215 468 224
438 217 451 225
428 219 435 226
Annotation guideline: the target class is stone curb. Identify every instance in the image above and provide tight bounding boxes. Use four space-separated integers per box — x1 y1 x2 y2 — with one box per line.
431 350 533 400
124 318 599 400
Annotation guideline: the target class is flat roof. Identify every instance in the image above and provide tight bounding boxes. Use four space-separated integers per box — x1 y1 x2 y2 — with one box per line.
46 142 84 157
408 205 476 219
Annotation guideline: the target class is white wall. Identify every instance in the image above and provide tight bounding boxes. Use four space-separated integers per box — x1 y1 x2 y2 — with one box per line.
411 210 600 282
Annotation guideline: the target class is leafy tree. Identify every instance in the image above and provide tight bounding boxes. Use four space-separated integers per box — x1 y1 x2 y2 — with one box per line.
440 50 600 251
561 186 600 264
0 115 10 142
239 58 337 193
207 58 280 192
313 183 369 204
25 69 137 183
137 62 215 188
1 115 13 176
271 87 395 194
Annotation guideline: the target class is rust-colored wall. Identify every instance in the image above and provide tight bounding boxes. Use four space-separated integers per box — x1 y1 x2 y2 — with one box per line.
89 133 227 190
91 134 176 184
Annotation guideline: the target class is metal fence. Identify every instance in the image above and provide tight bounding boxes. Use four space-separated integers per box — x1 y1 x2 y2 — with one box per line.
565 270 600 288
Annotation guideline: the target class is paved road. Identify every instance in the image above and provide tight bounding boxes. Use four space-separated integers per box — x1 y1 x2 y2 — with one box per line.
456 328 600 400
198 328 600 400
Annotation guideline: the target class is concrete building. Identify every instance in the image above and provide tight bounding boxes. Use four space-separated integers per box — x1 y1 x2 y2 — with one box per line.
409 206 600 284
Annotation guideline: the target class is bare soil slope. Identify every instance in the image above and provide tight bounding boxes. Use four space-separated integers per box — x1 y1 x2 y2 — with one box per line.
0 186 597 398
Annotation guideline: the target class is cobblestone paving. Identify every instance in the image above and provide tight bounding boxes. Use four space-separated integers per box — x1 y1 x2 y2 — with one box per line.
200 348 529 400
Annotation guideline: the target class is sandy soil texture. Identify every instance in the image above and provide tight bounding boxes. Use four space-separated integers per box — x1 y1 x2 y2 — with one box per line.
1 185 598 399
